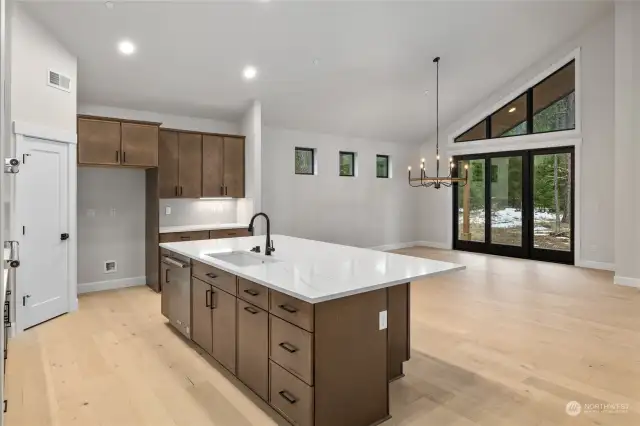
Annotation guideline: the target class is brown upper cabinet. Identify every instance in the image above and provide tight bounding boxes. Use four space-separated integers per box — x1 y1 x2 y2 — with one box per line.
159 130 203 198
160 130 245 199
202 135 245 198
77 116 160 167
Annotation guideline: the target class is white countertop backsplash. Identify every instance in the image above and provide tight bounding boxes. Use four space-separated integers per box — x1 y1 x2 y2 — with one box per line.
160 235 464 303
159 223 249 234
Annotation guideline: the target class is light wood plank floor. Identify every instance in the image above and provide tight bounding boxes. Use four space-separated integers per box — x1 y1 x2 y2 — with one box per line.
6 248 640 426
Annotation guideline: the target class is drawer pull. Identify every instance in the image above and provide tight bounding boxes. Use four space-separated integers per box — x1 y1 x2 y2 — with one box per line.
243 288 259 297
228 232 237 235
279 304 298 314
278 390 298 404
278 342 298 353
205 272 218 279
244 306 259 315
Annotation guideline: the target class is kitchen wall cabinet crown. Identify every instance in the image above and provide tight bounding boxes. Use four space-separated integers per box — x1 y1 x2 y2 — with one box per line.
77 115 160 167
160 129 245 199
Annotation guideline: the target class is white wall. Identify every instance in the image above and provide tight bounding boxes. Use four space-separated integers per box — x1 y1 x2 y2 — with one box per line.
159 199 237 227
11 5 77 132
238 101 262 231
262 126 420 248
77 167 145 287
417 10 615 265
613 2 640 286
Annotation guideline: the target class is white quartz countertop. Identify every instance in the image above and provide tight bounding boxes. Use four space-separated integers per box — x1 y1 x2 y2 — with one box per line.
160 235 464 303
159 223 249 234
3 248 8 296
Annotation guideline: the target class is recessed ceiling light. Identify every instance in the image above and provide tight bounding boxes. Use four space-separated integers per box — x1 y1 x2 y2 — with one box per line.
424 90 429 96
243 65 258 80
508 107 516 113
313 58 320 66
105 1 114 9
118 40 136 56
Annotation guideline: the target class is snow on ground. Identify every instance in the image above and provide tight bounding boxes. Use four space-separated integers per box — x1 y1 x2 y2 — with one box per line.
460 208 562 233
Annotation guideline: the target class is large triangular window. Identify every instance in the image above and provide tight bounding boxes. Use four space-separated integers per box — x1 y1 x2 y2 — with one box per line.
454 60 575 143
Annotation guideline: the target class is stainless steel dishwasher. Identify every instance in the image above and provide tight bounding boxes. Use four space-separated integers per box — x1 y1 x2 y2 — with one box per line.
160 252 191 338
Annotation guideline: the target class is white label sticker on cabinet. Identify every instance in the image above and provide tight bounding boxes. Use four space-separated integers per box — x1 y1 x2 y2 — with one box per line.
379 310 388 330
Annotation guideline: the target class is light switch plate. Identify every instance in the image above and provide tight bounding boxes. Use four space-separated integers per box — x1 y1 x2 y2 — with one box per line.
379 310 388 330
165 206 171 215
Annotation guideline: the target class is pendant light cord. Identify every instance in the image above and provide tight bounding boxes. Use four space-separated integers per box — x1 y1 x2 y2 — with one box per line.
434 56 440 178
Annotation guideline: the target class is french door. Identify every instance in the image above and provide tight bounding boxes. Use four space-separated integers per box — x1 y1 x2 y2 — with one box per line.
453 147 574 264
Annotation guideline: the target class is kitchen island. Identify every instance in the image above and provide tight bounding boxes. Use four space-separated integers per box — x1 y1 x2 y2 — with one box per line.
160 235 463 426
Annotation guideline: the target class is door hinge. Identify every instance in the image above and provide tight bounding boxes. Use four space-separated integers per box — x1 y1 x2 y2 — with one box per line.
3 399 7 413
4 158 20 174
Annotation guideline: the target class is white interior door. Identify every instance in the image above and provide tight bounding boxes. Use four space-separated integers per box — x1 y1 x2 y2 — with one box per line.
17 136 69 329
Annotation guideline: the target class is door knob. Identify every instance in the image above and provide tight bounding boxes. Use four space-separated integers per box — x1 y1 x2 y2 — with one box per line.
60 233 69 241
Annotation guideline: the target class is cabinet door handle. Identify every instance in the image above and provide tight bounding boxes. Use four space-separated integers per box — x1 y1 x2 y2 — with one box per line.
123 151 126 163
205 272 218 279
179 186 183 196
205 289 211 308
278 390 298 404
210 290 216 309
278 304 298 314
175 186 178 196
115 150 119 162
243 306 259 315
220 185 224 196
224 186 228 196
243 288 259 297
279 342 298 353
165 268 170 284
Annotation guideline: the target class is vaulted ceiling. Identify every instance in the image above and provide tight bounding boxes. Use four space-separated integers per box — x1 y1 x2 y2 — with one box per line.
23 1 611 143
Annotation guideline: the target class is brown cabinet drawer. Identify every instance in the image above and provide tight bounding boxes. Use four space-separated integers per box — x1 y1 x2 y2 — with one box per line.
270 315 314 385
159 231 210 243
270 290 314 332
237 299 269 401
209 228 251 239
238 278 269 310
192 260 237 295
269 361 314 426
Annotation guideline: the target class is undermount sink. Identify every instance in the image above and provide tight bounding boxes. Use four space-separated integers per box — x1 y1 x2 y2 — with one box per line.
206 251 281 267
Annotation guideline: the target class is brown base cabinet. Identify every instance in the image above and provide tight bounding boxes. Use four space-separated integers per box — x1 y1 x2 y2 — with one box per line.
177 259 411 426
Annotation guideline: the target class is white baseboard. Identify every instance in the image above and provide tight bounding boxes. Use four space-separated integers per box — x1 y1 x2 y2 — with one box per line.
416 241 451 250
369 241 451 252
576 260 615 271
368 242 421 251
614 275 640 288
78 276 146 294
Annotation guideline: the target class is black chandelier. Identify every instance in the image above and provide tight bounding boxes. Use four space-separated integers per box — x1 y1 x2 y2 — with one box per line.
408 57 468 189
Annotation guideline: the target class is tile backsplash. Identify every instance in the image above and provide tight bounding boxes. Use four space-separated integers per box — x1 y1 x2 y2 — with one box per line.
159 199 238 226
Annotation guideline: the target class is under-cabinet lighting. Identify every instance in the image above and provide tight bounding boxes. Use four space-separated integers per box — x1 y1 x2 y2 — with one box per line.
508 107 516 113
199 197 233 200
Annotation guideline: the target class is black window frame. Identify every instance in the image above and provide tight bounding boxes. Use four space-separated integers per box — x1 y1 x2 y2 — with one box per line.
339 151 356 177
454 59 575 143
295 147 315 175
376 155 390 178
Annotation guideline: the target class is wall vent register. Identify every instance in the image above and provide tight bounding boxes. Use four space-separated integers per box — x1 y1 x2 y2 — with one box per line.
47 70 71 92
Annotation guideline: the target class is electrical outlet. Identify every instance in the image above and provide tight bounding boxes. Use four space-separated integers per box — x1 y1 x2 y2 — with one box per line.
165 206 171 215
379 310 388 330
104 260 117 274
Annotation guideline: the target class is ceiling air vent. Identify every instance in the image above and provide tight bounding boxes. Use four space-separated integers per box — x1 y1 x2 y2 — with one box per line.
47 69 71 92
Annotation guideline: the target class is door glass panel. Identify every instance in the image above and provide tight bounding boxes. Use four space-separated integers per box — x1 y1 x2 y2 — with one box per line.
490 156 522 246
533 153 571 251
457 159 485 242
